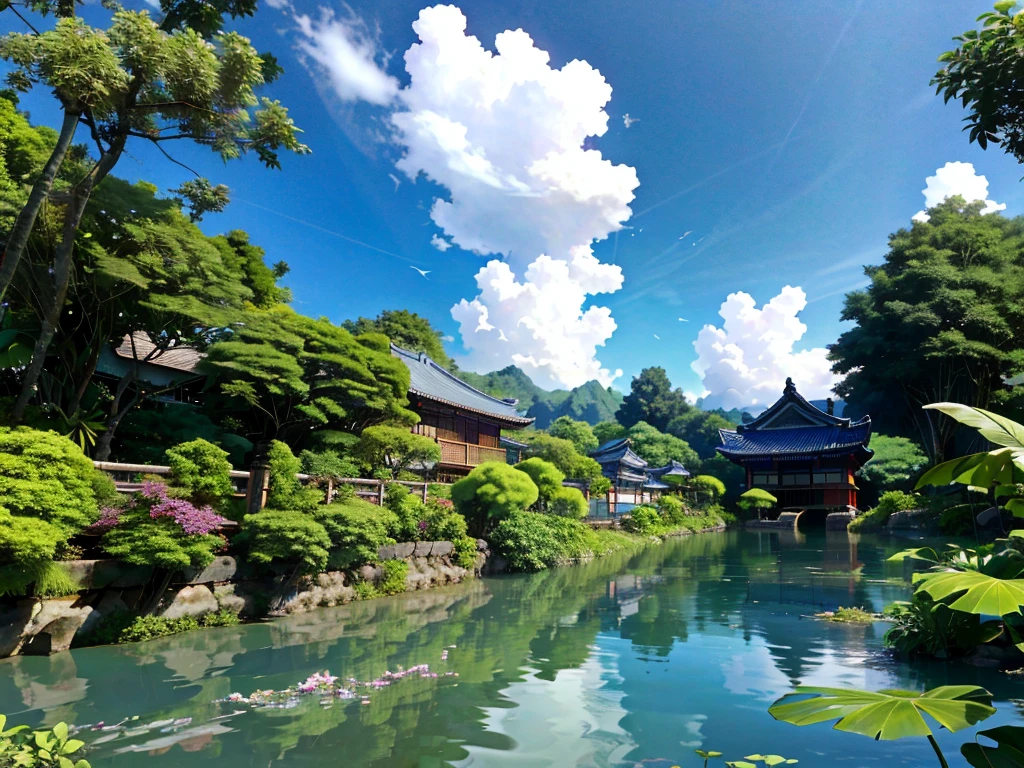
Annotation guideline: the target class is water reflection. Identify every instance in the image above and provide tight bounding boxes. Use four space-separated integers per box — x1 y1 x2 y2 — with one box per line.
0 531 1021 767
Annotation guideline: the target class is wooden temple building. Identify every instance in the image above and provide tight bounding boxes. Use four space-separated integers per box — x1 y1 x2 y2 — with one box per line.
590 438 692 515
392 344 535 481
716 378 873 511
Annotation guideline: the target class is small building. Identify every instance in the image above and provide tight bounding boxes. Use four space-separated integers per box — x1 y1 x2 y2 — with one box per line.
96 332 205 404
590 439 693 516
392 344 535 481
716 378 873 511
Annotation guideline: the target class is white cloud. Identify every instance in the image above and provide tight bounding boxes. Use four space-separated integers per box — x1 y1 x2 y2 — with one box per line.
912 161 1005 223
294 9 399 106
391 5 638 388
430 233 452 252
692 286 839 411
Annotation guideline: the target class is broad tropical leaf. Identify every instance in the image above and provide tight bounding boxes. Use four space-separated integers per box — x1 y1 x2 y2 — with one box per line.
924 403 1024 448
917 447 1024 490
887 547 941 564
962 725 1024 768
914 569 1024 616
768 685 995 740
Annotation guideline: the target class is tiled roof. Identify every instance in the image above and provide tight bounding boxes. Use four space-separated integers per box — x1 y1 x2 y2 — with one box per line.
648 459 691 480
718 420 872 459
392 344 534 426
591 438 648 470
114 332 203 373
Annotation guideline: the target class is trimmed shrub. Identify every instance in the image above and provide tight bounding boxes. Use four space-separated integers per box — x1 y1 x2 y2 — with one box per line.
849 490 921 532
515 457 565 505
166 438 234 509
548 486 588 519
266 440 321 513
299 449 359 480
379 560 408 595
490 510 600 572
737 488 777 520
451 462 539 537
385 483 427 541
691 475 726 504
243 509 332 574
315 497 397 570
657 495 687 524
623 505 661 535
355 425 441 479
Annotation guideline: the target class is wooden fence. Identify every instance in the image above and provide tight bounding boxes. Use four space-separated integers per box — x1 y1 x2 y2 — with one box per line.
93 461 445 512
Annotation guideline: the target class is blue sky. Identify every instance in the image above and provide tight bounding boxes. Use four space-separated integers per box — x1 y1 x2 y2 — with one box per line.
8 0 1022 405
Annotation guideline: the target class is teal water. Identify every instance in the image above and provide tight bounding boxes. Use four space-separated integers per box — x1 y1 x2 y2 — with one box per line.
1 530 1022 767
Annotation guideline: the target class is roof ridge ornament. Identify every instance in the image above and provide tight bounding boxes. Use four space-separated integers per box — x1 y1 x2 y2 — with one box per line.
784 377 796 395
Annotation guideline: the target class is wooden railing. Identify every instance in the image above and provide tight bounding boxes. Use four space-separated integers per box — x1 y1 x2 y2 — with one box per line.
437 438 506 467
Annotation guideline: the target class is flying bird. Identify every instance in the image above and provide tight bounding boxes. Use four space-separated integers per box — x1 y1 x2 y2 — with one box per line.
653 334 661 340
410 266 430 278
678 318 689 322
388 173 401 192
678 231 693 239
623 113 640 128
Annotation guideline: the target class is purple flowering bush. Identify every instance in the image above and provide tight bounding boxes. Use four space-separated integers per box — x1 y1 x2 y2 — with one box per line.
99 482 227 570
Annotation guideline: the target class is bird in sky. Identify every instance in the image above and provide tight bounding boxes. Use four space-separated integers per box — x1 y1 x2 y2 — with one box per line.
498 329 509 342
678 318 689 322
678 231 692 239
410 266 430 278
653 334 661 340
623 113 639 128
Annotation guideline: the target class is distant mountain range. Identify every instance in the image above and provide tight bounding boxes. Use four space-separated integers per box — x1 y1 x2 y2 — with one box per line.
458 366 624 428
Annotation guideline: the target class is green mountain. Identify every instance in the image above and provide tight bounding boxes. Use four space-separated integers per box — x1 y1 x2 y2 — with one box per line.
458 366 624 428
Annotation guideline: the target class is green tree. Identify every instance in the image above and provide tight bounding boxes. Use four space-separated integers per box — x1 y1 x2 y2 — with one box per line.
242 509 331 575
933 1 1024 164
166 438 234 509
451 462 538 537
524 432 610 495
548 415 598 454
830 197 1024 463
859 435 929 493
592 420 626 445
548 486 588 519
616 367 690 431
627 421 699 468
355 425 441 479
738 488 777 520
209 230 290 309
668 409 734 460
691 475 726 505
343 309 454 370
1 0 309 421
265 439 321 513
515 457 565 507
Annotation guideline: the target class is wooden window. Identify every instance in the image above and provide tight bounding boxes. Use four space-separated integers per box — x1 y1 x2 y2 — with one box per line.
782 473 811 486
813 472 844 484
752 473 778 486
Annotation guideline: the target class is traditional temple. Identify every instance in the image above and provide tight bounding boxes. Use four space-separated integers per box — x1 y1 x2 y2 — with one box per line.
392 344 535 480
716 378 873 511
590 439 692 514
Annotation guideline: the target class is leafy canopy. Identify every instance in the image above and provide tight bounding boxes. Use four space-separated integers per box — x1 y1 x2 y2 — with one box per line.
515 457 565 504
616 366 690 432
355 425 440 479
548 416 598 454
342 309 455 371
451 461 539 537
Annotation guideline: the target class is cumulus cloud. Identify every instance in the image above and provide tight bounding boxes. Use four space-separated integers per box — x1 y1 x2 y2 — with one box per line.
294 9 399 106
692 286 839 411
390 5 638 387
912 161 1005 223
430 234 452 252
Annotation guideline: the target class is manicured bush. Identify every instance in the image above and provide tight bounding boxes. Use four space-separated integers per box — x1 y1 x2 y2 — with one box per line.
657 495 687 524
451 462 539 536
355 425 441 479
299 448 359 480
100 482 227 570
515 457 565 505
737 488 777 520
315 497 397 570
0 426 99 534
166 438 234 509
243 509 332 574
385 483 427 541
691 475 726 504
849 490 922 532
490 510 600 572
548 486 588 519
379 560 408 595
266 440 321 513
623 505 661 535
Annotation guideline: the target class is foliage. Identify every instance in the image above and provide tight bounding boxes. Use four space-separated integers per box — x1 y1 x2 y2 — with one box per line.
548 486 588 519
451 462 539 537
616 366 689 431
299 449 358 480
378 560 408 596
933 2 1024 165
384 483 427 541
626 421 699 469
419 497 476 568
962 725 1024 768
939 503 977 536
737 488 777 519
355 425 440 479
623 505 661 535
92 610 239 645
343 309 455 371
668 408 735 460
548 416 599 454
489 510 601 572
315 497 396 570
849 490 922 532
593 420 626 444
691 474 726 504
830 202 1024 463
100 482 225 569
166 438 235 509
0 557 80 598
885 595 1003 659
265 440 321 513
859 435 928 493
242 509 331 575
0 715 89 768
768 685 996 743
657 495 687 525
816 606 875 624
524 432 611 496
209 230 290 308
352 581 378 600
452 536 478 569
514 457 565 506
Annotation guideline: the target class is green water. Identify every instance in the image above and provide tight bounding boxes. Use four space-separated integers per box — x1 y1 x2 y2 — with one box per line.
1 530 1022 767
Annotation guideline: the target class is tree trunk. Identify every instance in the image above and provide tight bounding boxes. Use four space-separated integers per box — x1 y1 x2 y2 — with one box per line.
0 109 80 302
67 340 102 416
93 370 137 462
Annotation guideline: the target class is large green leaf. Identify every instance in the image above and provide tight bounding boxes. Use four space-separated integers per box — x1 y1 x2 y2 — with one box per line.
917 447 1024 489
962 725 1024 768
914 569 1024 616
768 685 995 740
923 403 1024 448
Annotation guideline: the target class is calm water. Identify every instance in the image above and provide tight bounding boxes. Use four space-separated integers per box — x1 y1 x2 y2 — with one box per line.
2 530 1022 767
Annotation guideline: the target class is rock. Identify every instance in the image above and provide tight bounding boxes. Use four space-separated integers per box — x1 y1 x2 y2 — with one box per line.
0 600 37 657
59 559 153 589
394 542 415 559
21 598 95 655
826 511 855 531
160 585 219 620
887 508 935 531
213 584 246 615
275 572 355 615
377 544 398 561
476 539 488 552
359 565 381 585
432 541 454 558
413 541 433 557
178 556 238 585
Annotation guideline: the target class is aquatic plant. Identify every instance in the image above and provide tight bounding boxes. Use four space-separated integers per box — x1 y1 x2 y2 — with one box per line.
815 607 875 624
0 715 90 768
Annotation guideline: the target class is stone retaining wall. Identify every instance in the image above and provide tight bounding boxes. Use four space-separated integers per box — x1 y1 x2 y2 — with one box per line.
0 540 480 659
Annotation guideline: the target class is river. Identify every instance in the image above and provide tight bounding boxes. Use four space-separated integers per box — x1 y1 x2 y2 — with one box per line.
1 530 1021 767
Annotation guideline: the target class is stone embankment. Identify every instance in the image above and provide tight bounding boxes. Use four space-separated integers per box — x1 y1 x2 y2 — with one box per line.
0 540 484 659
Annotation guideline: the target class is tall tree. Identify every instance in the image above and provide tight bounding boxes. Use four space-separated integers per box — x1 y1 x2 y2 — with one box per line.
626 421 699 469
830 197 1024 463
1 2 308 421
548 415 598 454
668 409 734 460
616 366 690 431
343 309 455 370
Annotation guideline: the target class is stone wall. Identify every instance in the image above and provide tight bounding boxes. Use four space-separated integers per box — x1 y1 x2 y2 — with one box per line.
0 541 482 659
